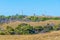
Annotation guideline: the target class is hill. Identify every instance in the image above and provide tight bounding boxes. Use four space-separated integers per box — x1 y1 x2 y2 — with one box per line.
0 20 60 29
0 15 60 40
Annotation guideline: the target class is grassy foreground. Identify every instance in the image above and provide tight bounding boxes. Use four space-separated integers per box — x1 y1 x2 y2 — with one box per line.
0 31 60 40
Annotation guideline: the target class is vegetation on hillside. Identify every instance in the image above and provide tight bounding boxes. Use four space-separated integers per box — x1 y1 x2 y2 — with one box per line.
0 23 60 35
0 14 60 23
0 15 60 35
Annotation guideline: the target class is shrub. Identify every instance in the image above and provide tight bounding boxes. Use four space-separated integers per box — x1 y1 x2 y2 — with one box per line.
0 30 6 35
6 26 15 35
53 17 60 20
40 17 50 21
54 24 60 30
43 24 54 32
0 28 6 35
15 23 35 35
28 16 39 22
34 26 43 33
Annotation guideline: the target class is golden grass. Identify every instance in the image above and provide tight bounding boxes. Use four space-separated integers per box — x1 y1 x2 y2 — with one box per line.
0 20 60 29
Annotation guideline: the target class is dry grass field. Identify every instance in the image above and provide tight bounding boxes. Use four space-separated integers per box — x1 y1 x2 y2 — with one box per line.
0 20 60 29
0 20 60 40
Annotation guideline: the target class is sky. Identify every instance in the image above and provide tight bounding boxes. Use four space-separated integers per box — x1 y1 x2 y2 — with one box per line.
0 0 60 16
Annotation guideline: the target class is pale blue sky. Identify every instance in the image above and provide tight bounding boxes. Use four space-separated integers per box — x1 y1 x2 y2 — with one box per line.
0 0 60 16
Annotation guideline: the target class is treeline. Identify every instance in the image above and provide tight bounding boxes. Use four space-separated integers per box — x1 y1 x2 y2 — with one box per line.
0 23 60 35
0 14 60 23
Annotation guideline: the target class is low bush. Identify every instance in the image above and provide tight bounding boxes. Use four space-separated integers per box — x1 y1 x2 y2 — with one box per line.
6 26 15 35
15 23 35 35
43 24 54 32
34 26 44 33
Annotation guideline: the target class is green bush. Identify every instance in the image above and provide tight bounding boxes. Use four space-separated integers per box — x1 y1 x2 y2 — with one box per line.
34 26 43 33
6 26 15 35
0 28 6 35
52 17 60 20
54 24 60 30
40 17 50 21
15 23 35 35
0 31 6 35
28 16 39 22
43 24 54 32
